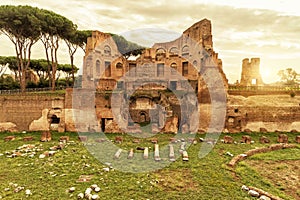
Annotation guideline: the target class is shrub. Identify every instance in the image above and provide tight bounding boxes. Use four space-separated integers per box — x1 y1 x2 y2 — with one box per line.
290 91 296 98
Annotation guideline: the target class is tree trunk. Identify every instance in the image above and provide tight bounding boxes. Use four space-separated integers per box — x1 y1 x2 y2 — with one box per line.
71 54 75 86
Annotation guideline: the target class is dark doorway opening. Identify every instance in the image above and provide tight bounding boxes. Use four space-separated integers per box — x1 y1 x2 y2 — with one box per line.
51 115 60 124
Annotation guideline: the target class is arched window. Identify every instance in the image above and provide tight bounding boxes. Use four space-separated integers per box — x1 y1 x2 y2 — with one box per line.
116 62 123 69
96 60 100 74
169 47 179 56
104 45 111 56
155 48 166 61
182 45 189 58
170 63 177 75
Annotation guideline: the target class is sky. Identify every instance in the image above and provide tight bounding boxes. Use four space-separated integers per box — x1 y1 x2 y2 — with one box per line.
1 0 300 83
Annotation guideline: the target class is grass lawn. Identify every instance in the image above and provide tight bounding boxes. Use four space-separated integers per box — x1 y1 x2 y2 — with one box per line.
0 131 299 199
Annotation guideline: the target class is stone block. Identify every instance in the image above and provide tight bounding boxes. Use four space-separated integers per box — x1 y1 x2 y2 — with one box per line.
259 136 270 144
59 136 69 142
223 135 234 144
277 134 288 143
23 136 33 141
295 136 300 144
4 136 15 142
40 131 51 142
241 135 252 144
115 136 123 144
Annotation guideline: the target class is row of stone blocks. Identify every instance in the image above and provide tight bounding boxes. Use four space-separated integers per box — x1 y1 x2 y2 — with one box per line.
3 132 70 142
223 134 300 144
228 143 298 167
113 143 189 162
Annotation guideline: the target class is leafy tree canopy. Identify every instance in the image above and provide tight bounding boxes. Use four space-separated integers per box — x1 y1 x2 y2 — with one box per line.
277 68 299 86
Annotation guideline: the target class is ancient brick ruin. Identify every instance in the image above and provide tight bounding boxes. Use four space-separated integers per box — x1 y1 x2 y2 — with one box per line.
240 58 264 86
0 18 300 134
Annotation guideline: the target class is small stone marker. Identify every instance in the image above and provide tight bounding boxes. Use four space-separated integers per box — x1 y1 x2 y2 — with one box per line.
4 136 15 142
23 136 33 141
114 149 122 159
154 144 161 161
128 148 134 159
169 144 175 162
115 136 123 144
59 136 69 142
182 151 189 161
259 136 270 144
223 135 234 144
143 147 149 159
241 135 252 144
296 136 300 143
41 131 51 142
277 134 288 143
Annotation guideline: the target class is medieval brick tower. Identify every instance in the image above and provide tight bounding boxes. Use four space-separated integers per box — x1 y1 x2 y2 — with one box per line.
240 58 264 86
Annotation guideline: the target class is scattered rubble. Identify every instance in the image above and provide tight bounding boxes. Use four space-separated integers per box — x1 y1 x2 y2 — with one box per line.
241 185 283 200
76 184 101 199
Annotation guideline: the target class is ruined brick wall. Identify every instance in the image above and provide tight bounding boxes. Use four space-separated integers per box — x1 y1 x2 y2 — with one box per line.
0 95 65 131
226 95 300 132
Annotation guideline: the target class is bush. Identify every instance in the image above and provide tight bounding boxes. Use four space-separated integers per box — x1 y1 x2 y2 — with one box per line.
290 91 296 98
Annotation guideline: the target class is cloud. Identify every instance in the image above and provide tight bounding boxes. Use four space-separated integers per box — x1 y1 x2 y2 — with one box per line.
0 0 300 83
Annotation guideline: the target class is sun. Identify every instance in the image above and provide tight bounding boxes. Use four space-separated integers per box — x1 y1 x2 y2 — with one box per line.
260 68 271 79
260 68 278 84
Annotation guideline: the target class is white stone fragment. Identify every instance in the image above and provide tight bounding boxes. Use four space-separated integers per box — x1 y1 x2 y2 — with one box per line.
92 194 99 199
248 190 260 197
69 187 75 193
85 188 92 194
39 154 46 159
94 187 101 192
90 184 98 189
77 193 84 199
241 185 249 191
259 195 271 200
25 189 32 195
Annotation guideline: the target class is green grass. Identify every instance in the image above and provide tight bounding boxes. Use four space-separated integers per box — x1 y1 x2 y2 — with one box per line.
0 131 299 199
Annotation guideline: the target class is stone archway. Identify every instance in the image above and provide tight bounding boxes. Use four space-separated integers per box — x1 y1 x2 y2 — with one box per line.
139 111 147 123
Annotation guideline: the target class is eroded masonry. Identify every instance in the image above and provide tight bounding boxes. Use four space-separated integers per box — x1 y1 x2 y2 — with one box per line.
0 19 300 133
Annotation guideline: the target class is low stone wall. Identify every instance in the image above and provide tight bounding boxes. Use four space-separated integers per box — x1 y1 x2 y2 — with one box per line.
228 143 298 167
0 95 64 131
